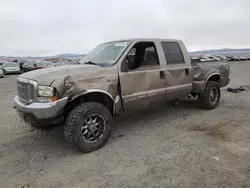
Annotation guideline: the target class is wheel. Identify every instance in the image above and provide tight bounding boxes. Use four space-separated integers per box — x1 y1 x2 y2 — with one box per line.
64 102 113 153
198 81 221 110
3 70 6 75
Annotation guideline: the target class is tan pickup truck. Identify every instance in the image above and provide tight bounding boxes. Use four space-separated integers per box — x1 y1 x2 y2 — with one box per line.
14 38 230 153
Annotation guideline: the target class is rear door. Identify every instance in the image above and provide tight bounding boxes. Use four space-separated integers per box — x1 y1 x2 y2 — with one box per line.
141 46 166 106
160 41 193 101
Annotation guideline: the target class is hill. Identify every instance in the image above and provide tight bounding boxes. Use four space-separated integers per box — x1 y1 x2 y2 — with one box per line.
190 48 250 56
55 53 86 58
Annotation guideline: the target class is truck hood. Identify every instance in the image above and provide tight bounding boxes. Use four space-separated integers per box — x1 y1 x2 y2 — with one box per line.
19 65 104 85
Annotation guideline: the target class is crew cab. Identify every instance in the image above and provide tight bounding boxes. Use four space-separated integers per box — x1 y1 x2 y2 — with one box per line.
14 38 230 153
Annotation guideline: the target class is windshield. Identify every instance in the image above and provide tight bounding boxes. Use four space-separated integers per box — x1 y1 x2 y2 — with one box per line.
4 63 18 67
79 41 130 66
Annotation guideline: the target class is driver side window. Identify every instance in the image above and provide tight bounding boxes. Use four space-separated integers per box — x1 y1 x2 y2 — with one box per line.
121 42 159 72
127 47 136 67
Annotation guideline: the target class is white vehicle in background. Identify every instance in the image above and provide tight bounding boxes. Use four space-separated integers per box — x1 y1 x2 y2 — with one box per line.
214 55 228 61
0 62 4 69
0 69 4 78
204 55 220 61
200 56 214 62
2 62 21 75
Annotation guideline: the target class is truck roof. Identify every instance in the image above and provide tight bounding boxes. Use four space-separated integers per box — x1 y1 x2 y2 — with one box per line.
107 38 183 43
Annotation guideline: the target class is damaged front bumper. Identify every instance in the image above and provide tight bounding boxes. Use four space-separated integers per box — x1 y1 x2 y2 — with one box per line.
14 96 68 128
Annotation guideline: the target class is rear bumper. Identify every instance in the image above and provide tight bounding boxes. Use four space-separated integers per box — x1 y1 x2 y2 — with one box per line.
220 78 230 88
14 96 68 128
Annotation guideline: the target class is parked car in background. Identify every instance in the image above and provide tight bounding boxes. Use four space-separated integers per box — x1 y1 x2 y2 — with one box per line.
0 69 4 78
231 56 241 61
239 56 248 61
225 56 234 61
190 56 201 63
2 62 20 74
22 61 36 73
19 60 26 71
45 61 55 67
200 56 214 62
54 61 68 66
204 55 221 61
0 62 4 69
214 55 228 61
54 61 73 66
33 61 53 70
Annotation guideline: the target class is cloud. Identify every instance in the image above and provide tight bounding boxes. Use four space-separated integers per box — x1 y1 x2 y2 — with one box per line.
0 0 249 56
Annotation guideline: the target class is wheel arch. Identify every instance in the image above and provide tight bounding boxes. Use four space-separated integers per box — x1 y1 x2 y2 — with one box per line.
202 73 221 93
65 89 114 118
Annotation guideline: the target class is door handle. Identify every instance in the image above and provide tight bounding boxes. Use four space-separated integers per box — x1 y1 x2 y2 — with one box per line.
159 70 165 79
185 68 189 75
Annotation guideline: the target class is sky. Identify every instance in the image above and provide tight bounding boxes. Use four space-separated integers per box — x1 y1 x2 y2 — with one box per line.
0 0 250 56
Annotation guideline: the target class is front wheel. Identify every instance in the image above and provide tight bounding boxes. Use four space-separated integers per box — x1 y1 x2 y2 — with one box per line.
198 81 221 110
64 102 113 153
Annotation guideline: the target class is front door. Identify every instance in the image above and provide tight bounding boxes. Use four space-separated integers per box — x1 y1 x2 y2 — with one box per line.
119 42 166 111
119 70 148 111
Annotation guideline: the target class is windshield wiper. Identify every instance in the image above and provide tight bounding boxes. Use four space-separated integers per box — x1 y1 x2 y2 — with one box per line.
84 61 98 66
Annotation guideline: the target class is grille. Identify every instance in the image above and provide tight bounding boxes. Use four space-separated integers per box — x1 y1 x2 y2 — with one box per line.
17 79 36 102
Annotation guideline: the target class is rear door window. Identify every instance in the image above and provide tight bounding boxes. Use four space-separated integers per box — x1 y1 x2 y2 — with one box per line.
161 42 185 65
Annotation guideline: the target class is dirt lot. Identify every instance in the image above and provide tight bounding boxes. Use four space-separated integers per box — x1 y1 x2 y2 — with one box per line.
0 61 250 188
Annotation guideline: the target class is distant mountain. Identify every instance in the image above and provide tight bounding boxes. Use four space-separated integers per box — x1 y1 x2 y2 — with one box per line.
190 48 250 56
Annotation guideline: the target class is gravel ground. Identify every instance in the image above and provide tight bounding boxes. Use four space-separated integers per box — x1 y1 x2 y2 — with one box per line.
0 61 250 188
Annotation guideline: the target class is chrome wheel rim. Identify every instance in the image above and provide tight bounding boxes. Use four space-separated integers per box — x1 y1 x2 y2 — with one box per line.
209 87 218 104
81 114 106 143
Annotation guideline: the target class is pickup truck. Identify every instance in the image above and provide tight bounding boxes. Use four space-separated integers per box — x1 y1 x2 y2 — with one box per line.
14 38 230 153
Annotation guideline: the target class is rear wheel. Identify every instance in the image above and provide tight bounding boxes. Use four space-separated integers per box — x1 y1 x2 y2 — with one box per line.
198 81 221 110
64 102 113 153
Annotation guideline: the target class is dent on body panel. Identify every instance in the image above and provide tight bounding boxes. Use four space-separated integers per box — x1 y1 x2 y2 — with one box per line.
51 71 118 99
192 65 204 81
191 64 220 94
193 63 221 81
191 65 206 94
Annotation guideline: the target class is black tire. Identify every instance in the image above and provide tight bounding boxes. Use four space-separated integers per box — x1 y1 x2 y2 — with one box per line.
198 81 221 110
3 70 6 75
64 102 113 153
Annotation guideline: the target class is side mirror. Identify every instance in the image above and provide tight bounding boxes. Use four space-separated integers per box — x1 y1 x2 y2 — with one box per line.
121 59 129 72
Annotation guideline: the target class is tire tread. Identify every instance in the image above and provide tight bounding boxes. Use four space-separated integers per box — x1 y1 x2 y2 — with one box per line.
198 81 221 110
64 102 112 153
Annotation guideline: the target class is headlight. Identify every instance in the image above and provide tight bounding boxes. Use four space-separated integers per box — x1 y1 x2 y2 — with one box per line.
37 85 54 97
37 85 57 102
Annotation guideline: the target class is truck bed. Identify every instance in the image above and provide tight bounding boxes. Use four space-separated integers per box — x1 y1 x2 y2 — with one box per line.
192 61 230 94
